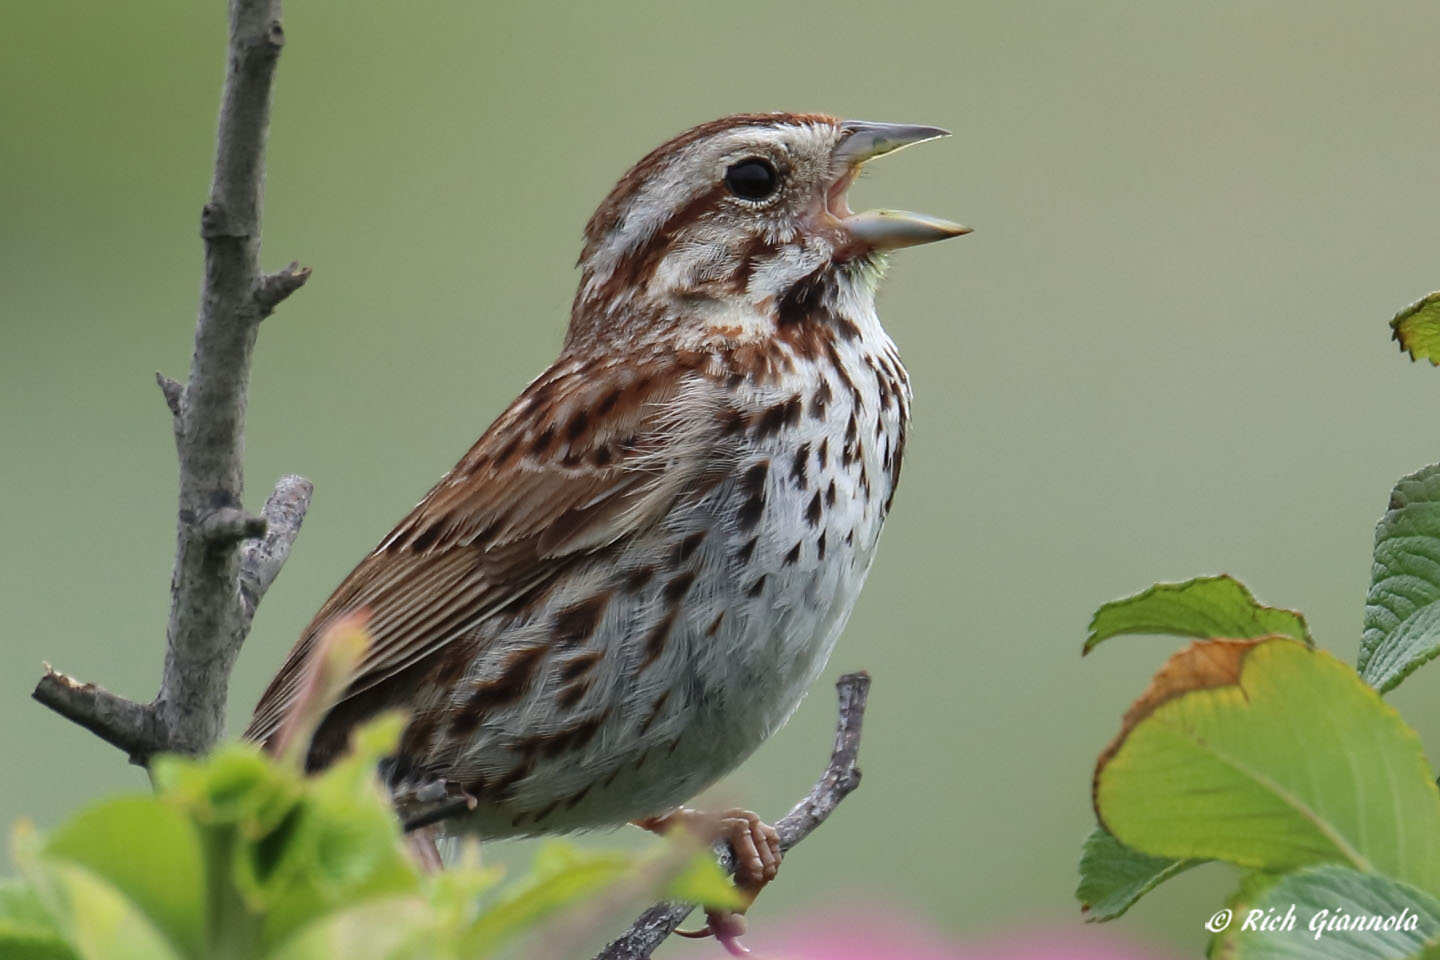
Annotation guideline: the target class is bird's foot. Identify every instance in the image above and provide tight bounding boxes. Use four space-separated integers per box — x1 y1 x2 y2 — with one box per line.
634 807 781 955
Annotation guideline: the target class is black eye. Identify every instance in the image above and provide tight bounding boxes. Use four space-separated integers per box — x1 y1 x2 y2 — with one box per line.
724 158 779 201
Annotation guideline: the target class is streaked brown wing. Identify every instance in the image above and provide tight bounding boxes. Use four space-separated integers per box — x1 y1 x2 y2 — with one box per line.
243 356 720 750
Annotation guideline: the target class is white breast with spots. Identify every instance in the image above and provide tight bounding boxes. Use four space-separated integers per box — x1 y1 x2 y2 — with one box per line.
433 312 909 838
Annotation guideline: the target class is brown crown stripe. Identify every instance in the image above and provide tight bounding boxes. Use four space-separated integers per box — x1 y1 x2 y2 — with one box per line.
705 612 725 637
734 536 758 565
747 574 768 597
553 593 612 646
817 531 827 561
783 541 802 567
817 437 830 467
580 113 839 255
826 479 838 507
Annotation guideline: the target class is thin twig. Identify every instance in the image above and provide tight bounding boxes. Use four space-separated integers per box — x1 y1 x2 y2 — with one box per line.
240 474 314 625
593 672 872 960
32 0 309 762
31 666 166 764
156 372 185 419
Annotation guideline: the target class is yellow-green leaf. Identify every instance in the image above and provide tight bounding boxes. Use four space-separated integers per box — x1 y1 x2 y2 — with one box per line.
1391 292 1440 365
1096 638 1440 895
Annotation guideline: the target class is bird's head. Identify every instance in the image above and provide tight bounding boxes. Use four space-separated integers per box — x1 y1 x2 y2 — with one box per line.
569 112 967 349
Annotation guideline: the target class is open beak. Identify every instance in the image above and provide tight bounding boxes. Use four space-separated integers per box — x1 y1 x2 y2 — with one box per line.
830 119 971 251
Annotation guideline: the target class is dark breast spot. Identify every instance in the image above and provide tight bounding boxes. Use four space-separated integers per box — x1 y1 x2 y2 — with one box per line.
553 593 611 646
736 460 769 531
663 569 698 603
805 491 823 527
450 646 547 734
752 395 803 438
792 443 810 487
623 565 656 592
639 609 679 670
673 529 707 563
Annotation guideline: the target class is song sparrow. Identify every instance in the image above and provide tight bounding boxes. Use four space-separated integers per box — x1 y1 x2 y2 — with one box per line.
246 111 964 914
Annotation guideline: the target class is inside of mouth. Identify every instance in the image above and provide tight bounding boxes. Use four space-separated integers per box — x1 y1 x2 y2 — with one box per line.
826 166 858 219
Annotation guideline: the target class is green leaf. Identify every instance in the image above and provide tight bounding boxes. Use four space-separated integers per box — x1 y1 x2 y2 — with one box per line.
1095 637 1440 894
1076 825 1201 921
260 895 432 960
1361 464 1440 693
41 796 205 959
1085 575 1311 654
154 745 301 836
0 878 78 960
463 841 634 955
22 861 184 960
664 855 744 911
1211 865 1440 959
1391 292 1440 366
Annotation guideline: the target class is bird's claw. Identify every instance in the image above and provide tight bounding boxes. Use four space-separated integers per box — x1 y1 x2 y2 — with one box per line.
635 806 781 955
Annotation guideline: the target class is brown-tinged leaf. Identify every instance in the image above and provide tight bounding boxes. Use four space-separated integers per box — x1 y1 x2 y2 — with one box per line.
1391 291 1440 365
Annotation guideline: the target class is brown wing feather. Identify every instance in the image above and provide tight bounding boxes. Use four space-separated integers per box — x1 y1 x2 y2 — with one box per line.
244 355 720 750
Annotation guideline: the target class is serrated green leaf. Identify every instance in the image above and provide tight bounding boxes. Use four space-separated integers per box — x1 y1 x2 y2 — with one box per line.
1391 292 1440 366
40 797 204 959
1361 464 1440 693
1076 825 1201 921
1086 576 1310 654
1211 865 1440 959
154 745 301 835
1097 638 1440 894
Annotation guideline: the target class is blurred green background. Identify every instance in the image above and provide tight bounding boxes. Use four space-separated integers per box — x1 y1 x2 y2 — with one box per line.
6 2 1440 956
